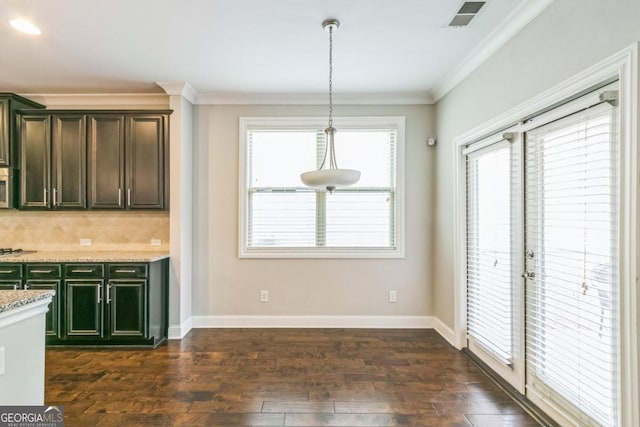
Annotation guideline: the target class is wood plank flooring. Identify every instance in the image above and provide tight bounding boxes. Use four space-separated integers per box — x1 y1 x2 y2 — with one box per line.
45 329 540 426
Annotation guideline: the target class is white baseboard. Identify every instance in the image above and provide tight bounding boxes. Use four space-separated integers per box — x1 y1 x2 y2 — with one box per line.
190 315 434 329
170 315 458 348
168 317 193 339
431 317 458 348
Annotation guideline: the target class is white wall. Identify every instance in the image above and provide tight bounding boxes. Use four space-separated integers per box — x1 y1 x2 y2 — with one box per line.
434 0 640 327
192 104 435 318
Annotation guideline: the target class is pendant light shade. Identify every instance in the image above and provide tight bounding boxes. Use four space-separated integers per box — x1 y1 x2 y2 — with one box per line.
300 168 361 192
300 19 360 193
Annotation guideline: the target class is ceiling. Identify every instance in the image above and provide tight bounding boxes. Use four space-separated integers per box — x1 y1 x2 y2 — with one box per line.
0 0 547 102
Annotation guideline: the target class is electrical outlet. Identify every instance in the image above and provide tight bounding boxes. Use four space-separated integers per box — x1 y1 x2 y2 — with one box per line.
80 238 92 246
150 239 162 246
389 290 397 303
0 347 4 376
260 290 269 303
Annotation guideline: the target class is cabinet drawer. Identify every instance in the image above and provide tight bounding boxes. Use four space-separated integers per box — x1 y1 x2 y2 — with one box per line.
0 264 22 279
26 264 62 278
65 264 104 278
108 264 148 278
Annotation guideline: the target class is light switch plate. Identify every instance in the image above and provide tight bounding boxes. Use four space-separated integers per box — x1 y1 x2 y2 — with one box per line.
150 239 162 246
80 238 92 246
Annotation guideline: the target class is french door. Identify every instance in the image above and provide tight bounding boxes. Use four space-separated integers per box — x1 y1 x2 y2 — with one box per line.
465 84 620 426
465 134 524 391
523 96 619 426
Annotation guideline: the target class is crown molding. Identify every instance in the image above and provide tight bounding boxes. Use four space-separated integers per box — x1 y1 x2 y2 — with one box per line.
156 81 197 104
195 92 434 105
19 93 170 109
431 0 556 102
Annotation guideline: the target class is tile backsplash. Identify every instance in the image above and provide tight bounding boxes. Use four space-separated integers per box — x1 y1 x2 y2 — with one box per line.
0 210 169 251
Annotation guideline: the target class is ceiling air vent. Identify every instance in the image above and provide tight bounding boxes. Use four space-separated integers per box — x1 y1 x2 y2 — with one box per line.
448 1 485 27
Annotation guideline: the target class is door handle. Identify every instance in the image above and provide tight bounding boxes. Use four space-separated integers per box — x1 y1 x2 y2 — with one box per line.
106 283 112 304
97 284 102 304
53 188 57 206
521 271 535 279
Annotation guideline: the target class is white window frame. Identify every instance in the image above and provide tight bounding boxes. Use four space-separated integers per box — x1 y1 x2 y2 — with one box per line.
452 43 639 427
238 116 405 259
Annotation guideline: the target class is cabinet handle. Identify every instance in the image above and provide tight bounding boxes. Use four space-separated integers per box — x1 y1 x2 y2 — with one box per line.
43 188 48 207
106 283 112 304
53 188 57 206
115 269 136 273
30 269 54 273
24 284 30 289
127 188 131 207
118 188 122 206
97 283 102 304
0 270 13 274
71 269 94 273
13 284 19 290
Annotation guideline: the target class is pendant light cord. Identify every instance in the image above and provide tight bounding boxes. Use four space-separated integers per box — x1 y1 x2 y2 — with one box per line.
328 26 333 128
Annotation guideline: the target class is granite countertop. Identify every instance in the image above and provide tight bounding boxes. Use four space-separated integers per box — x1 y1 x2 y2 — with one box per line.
0 251 169 263
0 290 56 314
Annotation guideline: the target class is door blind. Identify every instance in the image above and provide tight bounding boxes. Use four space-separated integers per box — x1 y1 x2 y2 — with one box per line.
466 140 517 365
525 100 619 426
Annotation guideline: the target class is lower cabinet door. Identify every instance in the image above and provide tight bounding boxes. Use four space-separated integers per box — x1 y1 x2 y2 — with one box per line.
0 281 21 290
108 280 147 337
26 280 61 337
65 279 103 337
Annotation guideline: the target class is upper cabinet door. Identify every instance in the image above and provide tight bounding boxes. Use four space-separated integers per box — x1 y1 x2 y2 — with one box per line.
20 115 51 208
52 115 86 209
126 115 166 209
88 115 125 209
0 99 9 166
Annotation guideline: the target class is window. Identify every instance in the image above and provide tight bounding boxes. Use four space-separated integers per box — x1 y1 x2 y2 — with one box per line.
239 117 404 258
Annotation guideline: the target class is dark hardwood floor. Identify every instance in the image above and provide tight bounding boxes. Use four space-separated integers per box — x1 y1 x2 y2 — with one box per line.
45 329 540 426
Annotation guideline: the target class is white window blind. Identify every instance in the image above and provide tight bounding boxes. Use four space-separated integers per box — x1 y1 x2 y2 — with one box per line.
525 100 619 426
466 140 517 365
241 118 402 257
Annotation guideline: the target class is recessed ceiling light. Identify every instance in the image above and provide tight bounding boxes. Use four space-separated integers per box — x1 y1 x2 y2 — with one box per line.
10 19 41 35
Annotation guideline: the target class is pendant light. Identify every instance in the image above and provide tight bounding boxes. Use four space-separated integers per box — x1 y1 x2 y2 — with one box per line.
300 19 360 193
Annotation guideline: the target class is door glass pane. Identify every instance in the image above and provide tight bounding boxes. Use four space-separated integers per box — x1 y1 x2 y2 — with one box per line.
525 102 619 426
466 143 514 364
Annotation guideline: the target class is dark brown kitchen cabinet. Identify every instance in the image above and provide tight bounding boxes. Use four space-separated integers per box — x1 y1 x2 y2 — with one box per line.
0 94 45 167
65 279 103 337
19 115 50 208
87 115 125 209
0 99 8 166
126 115 166 209
109 279 146 337
19 114 86 209
52 115 86 208
88 114 166 209
26 279 62 337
